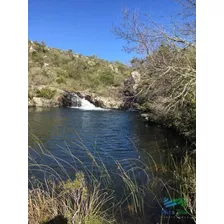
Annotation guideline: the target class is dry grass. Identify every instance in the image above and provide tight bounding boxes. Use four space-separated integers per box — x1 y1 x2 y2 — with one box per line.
28 173 115 224
28 134 196 223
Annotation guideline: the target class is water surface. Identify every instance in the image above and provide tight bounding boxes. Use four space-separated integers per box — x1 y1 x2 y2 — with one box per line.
28 107 187 181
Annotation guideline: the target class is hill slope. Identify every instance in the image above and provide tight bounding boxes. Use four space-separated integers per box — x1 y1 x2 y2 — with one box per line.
28 40 132 107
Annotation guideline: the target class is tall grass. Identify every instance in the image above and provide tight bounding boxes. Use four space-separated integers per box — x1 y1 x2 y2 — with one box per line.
28 134 196 224
28 174 115 224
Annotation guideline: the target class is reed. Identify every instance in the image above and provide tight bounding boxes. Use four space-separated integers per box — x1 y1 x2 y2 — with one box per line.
28 134 196 223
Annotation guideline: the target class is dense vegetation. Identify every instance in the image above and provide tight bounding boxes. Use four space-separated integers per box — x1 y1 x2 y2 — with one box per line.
113 0 196 140
28 40 131 98
131 45 195 140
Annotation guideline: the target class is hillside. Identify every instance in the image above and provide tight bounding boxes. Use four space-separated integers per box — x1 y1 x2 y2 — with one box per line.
28 40 195 140
28 40 132 107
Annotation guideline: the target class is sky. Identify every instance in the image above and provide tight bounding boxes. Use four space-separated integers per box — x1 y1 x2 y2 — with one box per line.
28 0 181 63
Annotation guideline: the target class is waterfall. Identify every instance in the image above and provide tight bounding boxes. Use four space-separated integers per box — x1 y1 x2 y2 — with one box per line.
70 93 108 110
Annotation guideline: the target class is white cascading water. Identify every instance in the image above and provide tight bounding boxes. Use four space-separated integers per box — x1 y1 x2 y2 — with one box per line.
70 94 108 110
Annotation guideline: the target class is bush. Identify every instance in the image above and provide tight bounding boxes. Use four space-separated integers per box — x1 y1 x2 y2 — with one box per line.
28 40 130 97
99 71 115 85
36 88 56 99
56 76 66 84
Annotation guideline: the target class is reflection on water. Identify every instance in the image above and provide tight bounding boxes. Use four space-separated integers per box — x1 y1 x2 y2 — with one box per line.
29 107 188 181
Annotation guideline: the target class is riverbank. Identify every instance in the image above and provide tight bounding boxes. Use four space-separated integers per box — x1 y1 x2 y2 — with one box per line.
28 40 195 142
28 84 195 143
28 85 123 109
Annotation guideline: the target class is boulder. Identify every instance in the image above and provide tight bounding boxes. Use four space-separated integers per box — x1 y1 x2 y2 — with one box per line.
32 97 59 107
92 96 122 109
131 71 141 90
131 71 141 84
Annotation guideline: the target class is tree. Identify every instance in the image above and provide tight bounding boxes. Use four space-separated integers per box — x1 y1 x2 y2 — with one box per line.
112 0 196 138
112 0 195 56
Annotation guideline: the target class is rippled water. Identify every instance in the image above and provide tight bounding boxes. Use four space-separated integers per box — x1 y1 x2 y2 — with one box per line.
28 107 187 182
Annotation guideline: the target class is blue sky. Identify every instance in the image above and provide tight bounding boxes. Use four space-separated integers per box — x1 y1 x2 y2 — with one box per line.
28 0 180 63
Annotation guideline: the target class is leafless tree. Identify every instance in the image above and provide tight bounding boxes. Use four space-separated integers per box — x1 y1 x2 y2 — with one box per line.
112 0 196 119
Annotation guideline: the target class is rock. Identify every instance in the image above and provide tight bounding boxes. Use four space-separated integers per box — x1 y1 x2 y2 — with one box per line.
123 71 141 93
141 113 150 121
108 64 119 73
131 71 141 90
28 99 35 107
92 96 122 109
73 91 123 109
87 61 96 66
29 46 35 52
29 87 124 109
122 72 141 110
73 54 79 58
131 71 141 83
33 97 59 107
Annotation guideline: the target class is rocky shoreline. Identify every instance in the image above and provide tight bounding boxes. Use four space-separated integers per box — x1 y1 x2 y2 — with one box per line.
28 69 195 142
28 87 124 109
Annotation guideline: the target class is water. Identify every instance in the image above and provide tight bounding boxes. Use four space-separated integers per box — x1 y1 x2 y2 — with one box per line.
28 107 187 181
69 93 108 110
28 107 192 223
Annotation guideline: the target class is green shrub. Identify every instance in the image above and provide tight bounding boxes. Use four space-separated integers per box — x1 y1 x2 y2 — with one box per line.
36 88 56 99
41 69 48 77
28 40 130 96
56 76 66 84
99 71 115 85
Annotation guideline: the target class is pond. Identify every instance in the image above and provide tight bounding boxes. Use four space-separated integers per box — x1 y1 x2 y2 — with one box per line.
28 107 192 223
29 107 187 180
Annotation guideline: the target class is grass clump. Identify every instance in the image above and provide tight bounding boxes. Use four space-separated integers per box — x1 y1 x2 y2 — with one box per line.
172 154 196 221
28 173 114 224
56 76 66 84
36 87 56 99
28 134 196 224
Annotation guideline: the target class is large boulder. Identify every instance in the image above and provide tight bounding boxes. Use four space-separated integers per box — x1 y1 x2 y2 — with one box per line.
131 71 141 90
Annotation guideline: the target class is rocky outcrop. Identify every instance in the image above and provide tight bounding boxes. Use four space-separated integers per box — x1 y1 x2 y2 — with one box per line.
32 97 60 107
28 88 123 109
61 91 123 109
91 96 122 109
28 71 142 110
122 71 141 110
131 71 141 90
